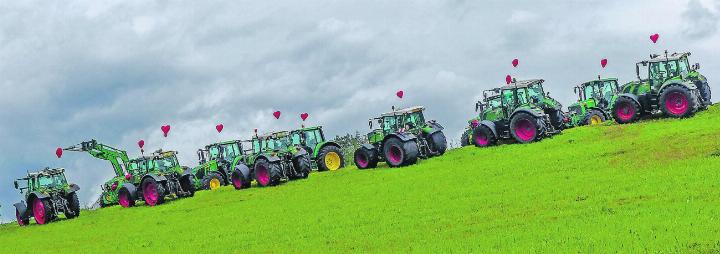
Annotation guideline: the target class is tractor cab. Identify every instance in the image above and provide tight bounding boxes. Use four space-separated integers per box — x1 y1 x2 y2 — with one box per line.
475 89 504 122
131 150 182 175
14 168 69 194
371 106 427 135
635 52 698 90
575 77 620 109
205 140 244 163
289 126 326 154
499 79 547 114
255 131 296 154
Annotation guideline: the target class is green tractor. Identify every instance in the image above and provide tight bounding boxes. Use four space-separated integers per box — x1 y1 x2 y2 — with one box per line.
250 131 312 187
288 126 345 171
13 167 81 226
461 90 503 146
354 106 447 169
191 140 255 190
471 79 562 147
64 140 195 208
566 77 621 126
612 51 712 124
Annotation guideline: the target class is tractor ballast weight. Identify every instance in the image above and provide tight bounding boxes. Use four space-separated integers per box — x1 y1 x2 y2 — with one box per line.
354 106 447 169
471 79 562 148
611 51 711 124
250 131 312 187
13 167 81 226
289 126 346 171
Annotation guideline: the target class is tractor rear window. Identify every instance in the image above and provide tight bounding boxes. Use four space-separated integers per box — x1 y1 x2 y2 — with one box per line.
37 174 66 188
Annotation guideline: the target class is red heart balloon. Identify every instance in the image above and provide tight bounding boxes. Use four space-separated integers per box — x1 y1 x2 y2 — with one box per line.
161 125 171 137
601 58 608 68
396 90 404 99
505 75 512 85
512 58 519 67
138 140 145 149
300 113 309 121
273 111 281 119
216 124 223 133
650 33 659 43
55 147 63 158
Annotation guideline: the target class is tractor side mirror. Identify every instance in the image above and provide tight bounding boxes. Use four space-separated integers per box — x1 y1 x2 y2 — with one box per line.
693 63 700 70
368 120 372 129
546 92 550 97
14 181 18 189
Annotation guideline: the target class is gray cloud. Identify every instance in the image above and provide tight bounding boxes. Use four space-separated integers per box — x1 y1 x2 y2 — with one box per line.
1 0 719 221
682 0 719 39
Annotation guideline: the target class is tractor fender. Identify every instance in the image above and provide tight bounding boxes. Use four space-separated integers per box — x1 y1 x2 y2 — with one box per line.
586 107 610 119
256 155 281 163
384 132 417 143
659 80 696 94
358 144 376 152
29 191 50 200
478 120 498 138
292 147 309 159
510 108 544 120
617 93 640 104
13 201 29 218
67 183 80 194
144 174 168 183
424 121 445 135
233 162 252 178
121 183 138 200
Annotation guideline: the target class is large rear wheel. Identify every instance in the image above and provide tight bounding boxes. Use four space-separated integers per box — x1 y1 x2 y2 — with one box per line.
472 125 495 148
142 178 165 206
32 198 52 225
231 168 252 190
118 188 135 208
427 131 447 156
612 97 641 124
383 137 419 167
660 84 697 118
16 209 29 226
510 112 542 144
254 159 282 187
292 156 312 179
317 145 345 171
65 192 81 219
698 81 711 107
354 147 378 169
460 130 470 147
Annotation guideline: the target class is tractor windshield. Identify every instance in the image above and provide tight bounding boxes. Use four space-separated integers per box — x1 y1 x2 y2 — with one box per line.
264 137 291 151
301 129 324 151
154 156 178 172
220 143 241 160
649 58 689 82
527 83 545 102
486 97 501 110
382 116 398 132
37 174 67 188
401 111 425 130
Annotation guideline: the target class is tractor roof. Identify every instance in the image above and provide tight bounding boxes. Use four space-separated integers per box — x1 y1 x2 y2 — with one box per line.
642 52 690 63
581 77 618 85
258 130 289 139
206 140 243 147
296 125 322 131
380 106 425 117
499 79 544 90
20 167 65 180
131 149 178 161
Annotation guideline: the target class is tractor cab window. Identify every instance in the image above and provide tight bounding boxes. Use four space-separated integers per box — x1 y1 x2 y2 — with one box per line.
678 57 690 73
382 116 398 132
649 61 670 82
154 156 177 172
252 140 261 154
302 130 319 149
138 160 149 173
515 88 530 105
37 174 66 188
208 146 221 160
402 111 425 129
128 162 141 175
569 105 582 116
527 83 545 102
601 81 617 101
584 83 599 101
501 89 516 110
220 143 240 160
487 97 501 109
292 133 303 146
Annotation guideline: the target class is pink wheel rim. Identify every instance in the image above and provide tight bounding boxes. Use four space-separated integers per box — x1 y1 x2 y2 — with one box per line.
474 131 489 146
143 182 159 206
514 119 536 142
32 198 46 225
616 102 635 121
387 145 403 164
232 175 243 189
665 92 689 115
256 165 270 186
356 153 369 168
16 210 24 226
119 191 130 208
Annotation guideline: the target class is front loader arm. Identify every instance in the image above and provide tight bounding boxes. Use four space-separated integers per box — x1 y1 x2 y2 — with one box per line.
64 139 130 177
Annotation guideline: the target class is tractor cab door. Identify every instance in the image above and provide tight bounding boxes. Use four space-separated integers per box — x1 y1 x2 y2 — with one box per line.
300 129 322 154
382 115 398 134
649 61 669 89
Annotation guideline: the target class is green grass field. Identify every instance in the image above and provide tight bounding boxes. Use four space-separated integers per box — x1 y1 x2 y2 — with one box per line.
1 105 719 253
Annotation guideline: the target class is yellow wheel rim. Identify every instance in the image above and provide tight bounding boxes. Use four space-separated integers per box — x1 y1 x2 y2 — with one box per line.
590 115 603 125
209 178 221 190
324 152 341 171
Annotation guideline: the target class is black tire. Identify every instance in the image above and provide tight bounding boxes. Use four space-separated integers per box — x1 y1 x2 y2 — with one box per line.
316 145 345 171
582 109 606 125
201 172 224 190
460 130 470 147
427 131 447 156
472 125 496 148
292 156 312 179
549 110 565 131
382 137 419 167
180 175 195 197
698 81 711 107
65 192 81 219
612 96 641 124
231 169 252 190
354 147 378 169
659 84 697 118
16 208 29 226
509 112 543 144
118 188 136 208
141 178 166 206
254 158 282 187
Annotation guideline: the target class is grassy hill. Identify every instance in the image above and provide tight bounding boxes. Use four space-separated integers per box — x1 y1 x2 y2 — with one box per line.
1 105 719 253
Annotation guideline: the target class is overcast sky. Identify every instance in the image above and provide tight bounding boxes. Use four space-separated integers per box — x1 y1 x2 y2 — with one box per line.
1 0 718 221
